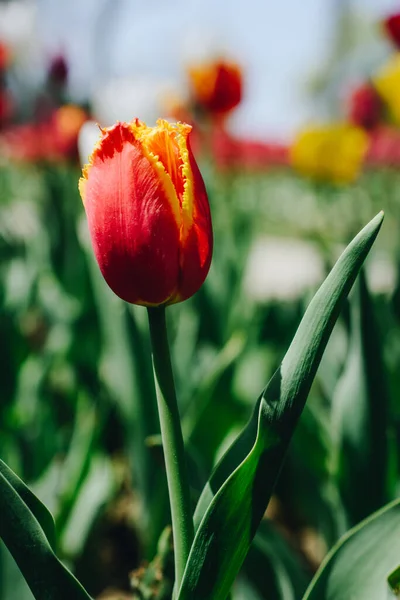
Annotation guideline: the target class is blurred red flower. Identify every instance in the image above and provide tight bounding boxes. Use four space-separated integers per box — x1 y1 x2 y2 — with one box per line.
1 104 88 162
0 42 10 72
212 127 289 170
48 54 68 86
0 89 13 128
188 59 242 116
347 83 382 130
383 13 400 48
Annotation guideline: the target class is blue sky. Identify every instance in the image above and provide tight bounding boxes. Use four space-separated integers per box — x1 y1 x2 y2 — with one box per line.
37 0 400 140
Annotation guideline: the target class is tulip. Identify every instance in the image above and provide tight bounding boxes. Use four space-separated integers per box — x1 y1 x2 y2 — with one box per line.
2 104 87 162
383 13 400 49
0 41 10 72
79 119 213 306
47 54 68 86
290 123 369 184
347 83 382 130
188 59 242 116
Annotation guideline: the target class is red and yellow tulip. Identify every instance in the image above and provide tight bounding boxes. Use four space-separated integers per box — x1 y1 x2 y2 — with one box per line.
188 60 242 116
79 119 213 306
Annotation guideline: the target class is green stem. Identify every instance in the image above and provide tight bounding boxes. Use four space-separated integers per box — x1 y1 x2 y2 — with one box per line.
147 306 194 592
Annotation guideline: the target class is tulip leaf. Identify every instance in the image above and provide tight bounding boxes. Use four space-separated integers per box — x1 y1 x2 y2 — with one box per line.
330 268 390 527
0 470 92 600
0 459 56 551
240 520 310 599
178 212 384 600
303 498 400 599
388 565 400 598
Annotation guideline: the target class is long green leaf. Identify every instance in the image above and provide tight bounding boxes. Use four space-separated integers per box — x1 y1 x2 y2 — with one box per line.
0 460 56 551
0 471 92 600
331 268 390 526
303 498 400 599
240 520 310 599
178 212 384 600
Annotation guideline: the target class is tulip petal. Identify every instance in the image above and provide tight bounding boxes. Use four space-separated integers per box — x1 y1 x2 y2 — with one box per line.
172 142 213 303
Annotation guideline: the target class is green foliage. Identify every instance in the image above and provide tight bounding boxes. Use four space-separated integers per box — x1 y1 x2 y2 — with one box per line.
0 466 92 599
388 565 400 598
303 498 400 599
331 269 390 528
1 157 399 599
177 214 383 599
131 527 174 600
0 459 56 551
239 521 310 599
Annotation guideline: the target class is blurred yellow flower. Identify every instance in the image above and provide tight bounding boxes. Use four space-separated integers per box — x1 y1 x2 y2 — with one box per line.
290 124 369 184
374 54 400 125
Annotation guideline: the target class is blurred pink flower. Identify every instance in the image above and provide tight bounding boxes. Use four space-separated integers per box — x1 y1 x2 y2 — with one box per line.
366 125 400 167
212 127 289 170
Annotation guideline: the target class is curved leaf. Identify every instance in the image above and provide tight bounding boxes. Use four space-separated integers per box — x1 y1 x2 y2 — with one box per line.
0 471 92 600
303 498 400 599
0 460 56 551
331 269 390 526
179 212 384 600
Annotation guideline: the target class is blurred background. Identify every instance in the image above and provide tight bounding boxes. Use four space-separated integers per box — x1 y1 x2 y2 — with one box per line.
2 0 400 598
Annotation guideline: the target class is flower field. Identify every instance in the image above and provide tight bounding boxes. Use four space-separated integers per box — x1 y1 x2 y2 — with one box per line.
1 4 400 600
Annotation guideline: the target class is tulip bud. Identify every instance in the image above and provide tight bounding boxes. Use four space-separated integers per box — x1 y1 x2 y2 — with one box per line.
79 119 213 306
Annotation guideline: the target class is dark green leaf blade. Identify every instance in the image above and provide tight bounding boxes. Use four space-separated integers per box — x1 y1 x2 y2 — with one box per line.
0 460 56 551
179 212 384 600
331 269 390 526
303 499 400 599
0 471 92 600
241 520 310 599
388 565 400 598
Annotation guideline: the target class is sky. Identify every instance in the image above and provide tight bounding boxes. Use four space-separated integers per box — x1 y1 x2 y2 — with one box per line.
32 0 400 140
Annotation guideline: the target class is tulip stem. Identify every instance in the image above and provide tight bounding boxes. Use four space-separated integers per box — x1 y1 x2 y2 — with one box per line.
147 306 194 593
